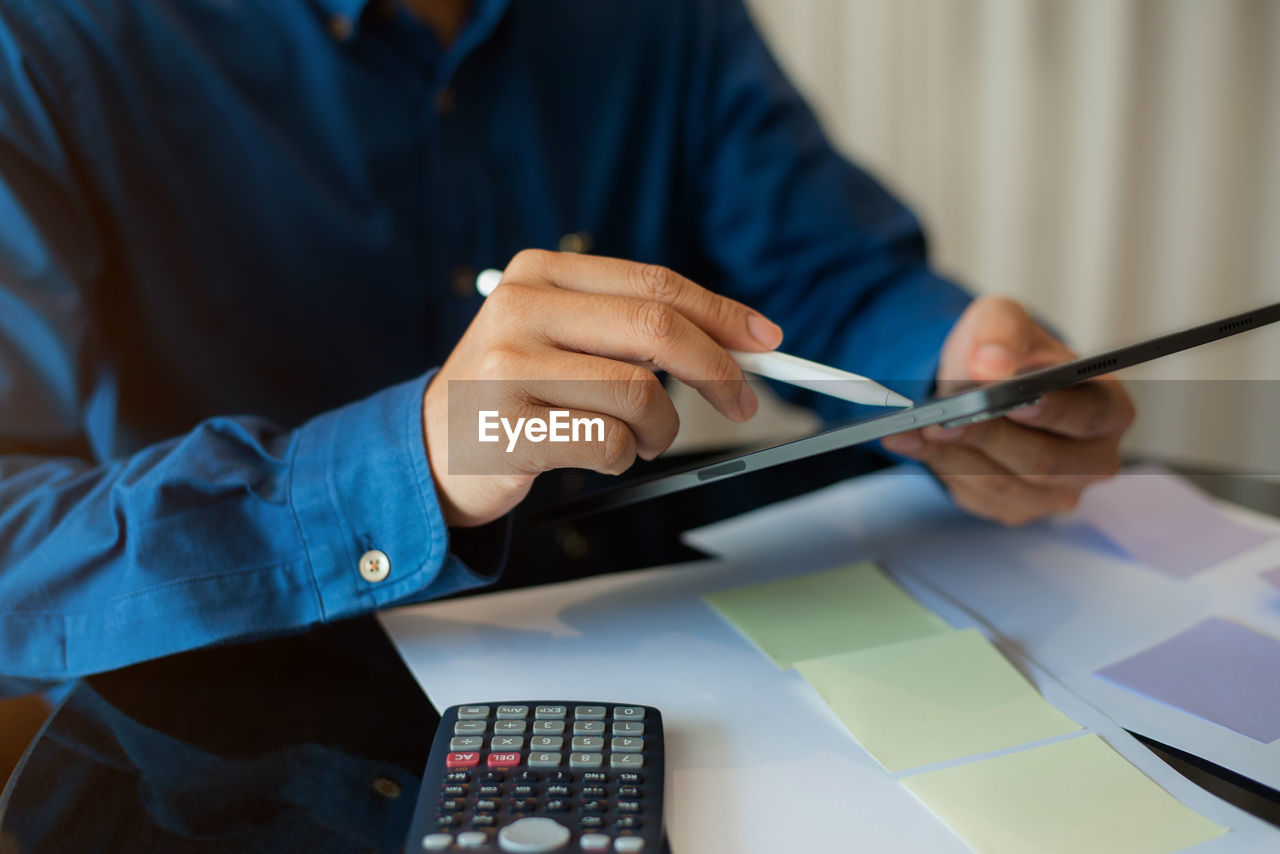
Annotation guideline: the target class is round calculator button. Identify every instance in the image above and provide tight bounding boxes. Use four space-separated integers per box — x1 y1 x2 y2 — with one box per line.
580 833 611 852
457 830 489 848
497 816 572 852
422 833 453 851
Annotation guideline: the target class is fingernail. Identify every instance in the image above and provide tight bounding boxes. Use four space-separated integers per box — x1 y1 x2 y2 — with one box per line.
883 433 923 454
747 313 783 348
924 424 965 442
973 344 1015 377
738 381 759 420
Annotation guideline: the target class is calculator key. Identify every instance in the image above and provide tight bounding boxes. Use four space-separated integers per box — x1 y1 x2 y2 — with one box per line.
436 814 461 828
491 736 525 750
546 771 573 784
532 720 565 735
612 706 644 721
545 799 570 812
581 772 608 784
457 829 489 847
535 705 567 719
488 752 522 768
469 814 496 828
610 754 643 770
617 786 641 798
514 771 540 784
439 799 465 812
509 798 538 813
446 771 471 782
614 838 645 853
580 816 605 830
580 833 612 852
573 721 606 736
422 833 453 851
617 801 640 813
570 752 603 769
614 817 641 831
545 784 571 797
482 771 507 783
451 736 484 751
457 706 490 720
612 722 644 737
616 773 643 785
513 784 535 797
581 800 607 813
442 785 468 798
498 817 571 853
478 784 503 797
475 799 499 812
572 736 605 751
530 736 563 749
447 752 481 769
494 720 527 734
455 721 486 736
611 737 643 753
581 786 606 799
528 752 562 769
496 704 529 719
574 705 607 720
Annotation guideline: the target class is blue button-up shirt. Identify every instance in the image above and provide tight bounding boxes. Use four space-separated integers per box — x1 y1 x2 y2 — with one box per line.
0 0 970 687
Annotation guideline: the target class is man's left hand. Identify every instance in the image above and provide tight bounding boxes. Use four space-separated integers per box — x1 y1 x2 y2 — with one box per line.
881 296 1135 525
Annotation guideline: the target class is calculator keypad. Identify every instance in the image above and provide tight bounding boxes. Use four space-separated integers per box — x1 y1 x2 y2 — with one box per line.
421 703 658 852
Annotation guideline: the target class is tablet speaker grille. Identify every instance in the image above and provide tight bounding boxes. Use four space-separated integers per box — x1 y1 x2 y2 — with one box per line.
1076 357 1118 376
1218 317 1254 333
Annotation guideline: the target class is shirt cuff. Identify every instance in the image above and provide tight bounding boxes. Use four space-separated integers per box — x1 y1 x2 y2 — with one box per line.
289 372 502 622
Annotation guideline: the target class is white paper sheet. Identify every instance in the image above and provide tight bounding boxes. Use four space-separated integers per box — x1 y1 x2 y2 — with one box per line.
683 467 1280 793
380 543 1279 852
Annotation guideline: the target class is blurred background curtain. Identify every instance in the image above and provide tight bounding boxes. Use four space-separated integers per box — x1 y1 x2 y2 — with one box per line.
703 0 1280 474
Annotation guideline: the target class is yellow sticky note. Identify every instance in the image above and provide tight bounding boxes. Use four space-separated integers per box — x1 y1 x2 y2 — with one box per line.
904 735 1228 854
795 628 1081 770
703 561 949 668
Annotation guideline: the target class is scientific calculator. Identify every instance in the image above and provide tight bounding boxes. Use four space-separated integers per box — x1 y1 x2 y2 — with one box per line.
407 701 665 853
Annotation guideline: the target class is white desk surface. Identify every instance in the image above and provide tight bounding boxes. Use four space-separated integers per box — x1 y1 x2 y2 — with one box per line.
381 468 1280 852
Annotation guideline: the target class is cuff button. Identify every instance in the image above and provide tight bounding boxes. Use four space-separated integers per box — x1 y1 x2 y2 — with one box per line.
359 549 391 583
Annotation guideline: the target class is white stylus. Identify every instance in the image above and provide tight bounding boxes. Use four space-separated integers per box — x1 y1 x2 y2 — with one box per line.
475 268 913 409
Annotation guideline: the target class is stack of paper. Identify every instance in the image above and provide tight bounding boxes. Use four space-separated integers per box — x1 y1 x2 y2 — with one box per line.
704 561 1229 854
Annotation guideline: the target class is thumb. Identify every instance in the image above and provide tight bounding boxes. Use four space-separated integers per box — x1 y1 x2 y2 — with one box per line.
965 297 1038 381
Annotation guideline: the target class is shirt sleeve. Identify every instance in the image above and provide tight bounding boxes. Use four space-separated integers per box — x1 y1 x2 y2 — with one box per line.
686 0 973 415
0 20 495 689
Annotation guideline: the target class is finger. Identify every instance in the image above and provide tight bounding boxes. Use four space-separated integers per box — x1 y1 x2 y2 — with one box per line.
527 287 757 421
923 417 1120 486
497 399 639 478
964 297 1046 380
511 349 680 461
1006 379 1135 440
502 249 783 351
890 435 1081 524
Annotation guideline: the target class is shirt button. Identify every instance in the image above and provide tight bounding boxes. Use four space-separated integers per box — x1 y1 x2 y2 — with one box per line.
327 14 355 41
558 231 593 254
451 264 476 298
437 88 456 117
358 549 391 583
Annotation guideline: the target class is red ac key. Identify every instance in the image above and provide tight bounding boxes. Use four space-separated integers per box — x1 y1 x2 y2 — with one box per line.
487 752 521 768
446 752 480 768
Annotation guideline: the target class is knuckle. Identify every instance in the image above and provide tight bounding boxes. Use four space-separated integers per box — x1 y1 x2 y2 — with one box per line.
635 263 681 303
508 248 551 275
477 347 523 379
619 370 661 416
634 300 677 343
598 422 637 474
485 279 533 313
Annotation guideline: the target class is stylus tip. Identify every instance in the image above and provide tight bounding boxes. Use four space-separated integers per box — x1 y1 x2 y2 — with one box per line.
885 390 914 408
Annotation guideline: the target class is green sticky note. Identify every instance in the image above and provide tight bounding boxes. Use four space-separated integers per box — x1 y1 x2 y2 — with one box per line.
904 735 1228 854
795 628 1081 771
703 561 949 668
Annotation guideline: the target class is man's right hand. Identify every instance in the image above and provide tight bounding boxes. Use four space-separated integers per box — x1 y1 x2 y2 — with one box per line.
422 250 784 527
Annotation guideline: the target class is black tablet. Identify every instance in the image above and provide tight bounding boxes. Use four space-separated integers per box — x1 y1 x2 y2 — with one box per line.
536 301 1280 523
